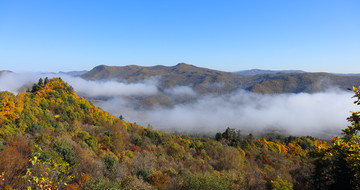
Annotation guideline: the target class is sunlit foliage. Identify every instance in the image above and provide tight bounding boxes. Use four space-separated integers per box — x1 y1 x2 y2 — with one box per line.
312 86 360 189
0 77 348 189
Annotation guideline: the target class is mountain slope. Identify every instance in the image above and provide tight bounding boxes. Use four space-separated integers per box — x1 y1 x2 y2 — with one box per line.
82 63 253 94
0 77 327 189
248 72 360 93
82 63 360 94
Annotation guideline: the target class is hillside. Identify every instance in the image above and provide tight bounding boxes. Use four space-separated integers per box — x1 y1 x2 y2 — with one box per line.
82 63 253 94
82 64 360 94
0 77 347 189
247 72 360 93
79 64 360 111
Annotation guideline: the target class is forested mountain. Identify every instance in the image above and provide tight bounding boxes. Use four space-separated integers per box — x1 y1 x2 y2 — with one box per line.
247 72 360 93
82 63 252 95
2 77 358 189
82 63 360 94
79 64 360 109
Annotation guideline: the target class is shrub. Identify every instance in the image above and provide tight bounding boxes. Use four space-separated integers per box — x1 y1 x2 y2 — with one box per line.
26 123 43 133
103 155 117 170
54 141 77 166
145 130 162 145
77 131 98 149
82 177 121 190
136 168 152 180
183 172 229 190
269 176 293 190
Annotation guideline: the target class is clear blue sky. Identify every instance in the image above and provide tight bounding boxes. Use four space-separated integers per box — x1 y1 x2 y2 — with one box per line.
0 0 359 73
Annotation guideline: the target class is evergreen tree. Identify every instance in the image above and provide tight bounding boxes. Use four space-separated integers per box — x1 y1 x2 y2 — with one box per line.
44 77 49 85
38 78 44 86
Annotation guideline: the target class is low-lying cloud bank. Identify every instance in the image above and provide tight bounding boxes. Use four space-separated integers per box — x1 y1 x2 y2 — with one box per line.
164 86 197 97
97 90 357 136
0 72 158 97
60 77 158 97
0 72 357 136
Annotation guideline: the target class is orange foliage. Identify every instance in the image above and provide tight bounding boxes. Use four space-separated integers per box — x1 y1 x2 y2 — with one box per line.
0 146 29 189
78 173 90 185
131 145 142 152
147 174 169 187
100 145 111 151
63 184 80 190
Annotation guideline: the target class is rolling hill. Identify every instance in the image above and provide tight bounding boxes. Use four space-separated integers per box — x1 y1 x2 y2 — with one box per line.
82 63 253 95
81 63 360 94
247 72 360 93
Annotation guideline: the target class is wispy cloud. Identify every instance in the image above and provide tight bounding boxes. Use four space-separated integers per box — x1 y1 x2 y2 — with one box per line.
61 76 158 97
164 86 197 97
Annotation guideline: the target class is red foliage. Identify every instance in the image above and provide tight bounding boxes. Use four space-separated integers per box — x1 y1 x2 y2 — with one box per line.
11 136 32 156
260 151 273 165
100 145 110 151
130 145 142 152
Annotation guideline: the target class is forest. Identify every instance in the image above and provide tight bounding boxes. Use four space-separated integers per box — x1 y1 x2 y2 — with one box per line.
0 77 359 189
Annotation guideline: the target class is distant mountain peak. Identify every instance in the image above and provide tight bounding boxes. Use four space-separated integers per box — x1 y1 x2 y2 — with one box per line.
124 65 142 69
58 70 88 77
93 64 109 71
175 62 189 66
235 69 305 75
173 62 196 68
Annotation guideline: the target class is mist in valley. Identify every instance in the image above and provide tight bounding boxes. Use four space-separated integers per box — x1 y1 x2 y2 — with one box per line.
98 89 355 137
0 72 357 137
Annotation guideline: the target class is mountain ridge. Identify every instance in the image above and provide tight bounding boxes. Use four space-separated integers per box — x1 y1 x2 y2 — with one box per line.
58 70 88 76
81 63 360 94
235 69 305 75
82 63 251 94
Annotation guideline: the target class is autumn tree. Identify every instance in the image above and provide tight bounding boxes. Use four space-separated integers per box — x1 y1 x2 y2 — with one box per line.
313 86 360 189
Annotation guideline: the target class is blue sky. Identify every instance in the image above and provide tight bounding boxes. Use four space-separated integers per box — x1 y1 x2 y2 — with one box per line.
0 0 359 73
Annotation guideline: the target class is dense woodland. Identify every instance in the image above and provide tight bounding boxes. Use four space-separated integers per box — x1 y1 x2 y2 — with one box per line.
0 78 359 189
